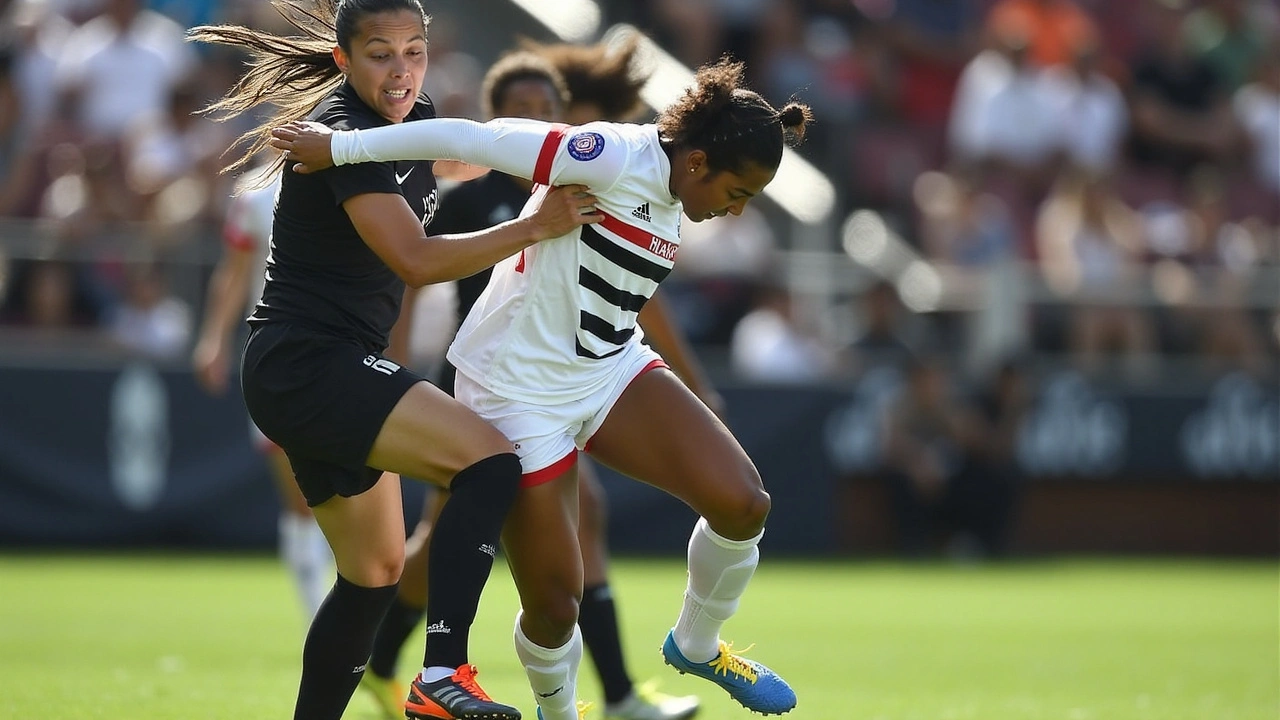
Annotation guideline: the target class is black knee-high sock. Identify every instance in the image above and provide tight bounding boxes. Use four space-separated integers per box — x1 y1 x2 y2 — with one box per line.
293 574 399 720
579 583 633 704
369 596 425 679
422 453 521 669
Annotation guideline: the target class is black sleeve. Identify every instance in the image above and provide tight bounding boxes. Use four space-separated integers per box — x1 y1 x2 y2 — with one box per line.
315 97 407 206
428 183 491 236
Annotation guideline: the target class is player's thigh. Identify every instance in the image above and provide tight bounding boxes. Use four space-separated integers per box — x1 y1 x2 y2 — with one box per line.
588 368 767 528
576 458 610 583
502 467 583 643
311 472 406 587
367 381 515 487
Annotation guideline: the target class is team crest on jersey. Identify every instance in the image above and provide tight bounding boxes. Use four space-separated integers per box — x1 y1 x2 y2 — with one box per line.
567 132 605 161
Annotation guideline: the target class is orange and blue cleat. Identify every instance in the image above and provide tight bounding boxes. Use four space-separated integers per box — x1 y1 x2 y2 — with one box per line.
405 664 522 720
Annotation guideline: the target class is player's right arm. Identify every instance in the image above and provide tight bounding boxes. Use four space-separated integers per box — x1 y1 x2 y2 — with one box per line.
343 182 600 288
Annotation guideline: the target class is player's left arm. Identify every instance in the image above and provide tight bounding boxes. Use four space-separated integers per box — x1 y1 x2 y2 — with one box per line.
639 290 727 420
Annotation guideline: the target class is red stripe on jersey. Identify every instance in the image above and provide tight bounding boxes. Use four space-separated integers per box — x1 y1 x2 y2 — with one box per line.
598 211 678 263
532 124 568 186
515 250 525 273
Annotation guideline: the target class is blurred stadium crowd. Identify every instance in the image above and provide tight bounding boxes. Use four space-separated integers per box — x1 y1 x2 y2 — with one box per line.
0 0 1275 378
0 0 1275 370
0 0 1273 559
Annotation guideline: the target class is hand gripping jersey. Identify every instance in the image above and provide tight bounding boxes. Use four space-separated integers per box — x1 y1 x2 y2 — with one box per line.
331 119 682 404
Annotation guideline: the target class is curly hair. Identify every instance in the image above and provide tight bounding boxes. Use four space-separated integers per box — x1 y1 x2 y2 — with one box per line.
656 57 812 175
188 0 429 177
520 35 648 122
479 50 571 120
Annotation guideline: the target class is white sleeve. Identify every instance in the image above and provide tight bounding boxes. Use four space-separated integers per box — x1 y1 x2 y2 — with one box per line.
330 118 628 192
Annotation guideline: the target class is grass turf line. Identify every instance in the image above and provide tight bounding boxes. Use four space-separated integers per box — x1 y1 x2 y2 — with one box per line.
0 555 1274 720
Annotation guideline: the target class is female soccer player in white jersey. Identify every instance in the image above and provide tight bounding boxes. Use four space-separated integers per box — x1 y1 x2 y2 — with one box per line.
364 46 704 720
273 57 809 719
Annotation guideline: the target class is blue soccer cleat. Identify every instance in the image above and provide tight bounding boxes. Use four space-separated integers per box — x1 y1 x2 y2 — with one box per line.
661 631 796 715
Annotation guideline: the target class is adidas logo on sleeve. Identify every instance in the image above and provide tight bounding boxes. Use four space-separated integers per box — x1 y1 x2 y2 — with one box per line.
631 202 651 222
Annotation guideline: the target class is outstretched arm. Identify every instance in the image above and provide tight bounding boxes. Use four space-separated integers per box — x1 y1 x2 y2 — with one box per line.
272 118 626 191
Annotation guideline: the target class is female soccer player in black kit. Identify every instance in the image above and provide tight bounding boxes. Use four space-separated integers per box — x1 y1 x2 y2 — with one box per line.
190 2 600 719
273 55 811 720
363 46 706 720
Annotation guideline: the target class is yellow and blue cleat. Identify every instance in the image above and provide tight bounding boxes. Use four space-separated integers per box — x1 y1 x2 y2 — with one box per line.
660 631 796 716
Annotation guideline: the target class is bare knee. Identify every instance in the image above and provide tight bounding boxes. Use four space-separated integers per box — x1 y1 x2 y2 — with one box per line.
705 480 771 541
522 589 581 647
337 550 404 588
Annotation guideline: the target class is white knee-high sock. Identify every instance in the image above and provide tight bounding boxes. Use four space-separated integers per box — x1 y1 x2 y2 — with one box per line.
279 512 333 620
513 612 582 720
673 517 762 663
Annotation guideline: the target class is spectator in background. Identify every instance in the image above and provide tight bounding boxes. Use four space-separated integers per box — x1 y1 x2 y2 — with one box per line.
948 28 1067 191
665 203 776 344
730 278 839 384
53 0 196 143
983 0 1098 68
651 0 720 68
881 0 983 130
1036 171 1155 374
653 0 770 70
850 279 916 376
107 261 191 359
967 357 1029 557
419 12 481 119
0 39 18 175
122 77 231 225
1128 0 1240 177
1055 40 1128 177
1232 45 1280 195
881 354 982 557
2 0 73 151
914 169 1017 267
1148 169 1271 375
1183 0 1277 92
0 258 100 329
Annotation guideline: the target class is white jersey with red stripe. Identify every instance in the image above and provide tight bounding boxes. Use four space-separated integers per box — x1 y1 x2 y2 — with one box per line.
223 165 282 310
329 118 682 404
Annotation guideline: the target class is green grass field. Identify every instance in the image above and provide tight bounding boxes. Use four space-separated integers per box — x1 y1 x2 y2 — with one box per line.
1 555 1275 720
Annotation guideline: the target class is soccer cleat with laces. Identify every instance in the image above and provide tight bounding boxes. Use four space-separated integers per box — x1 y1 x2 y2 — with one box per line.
660 631 796 715
405 664 522 720
604 681 699 720
358 671 408 719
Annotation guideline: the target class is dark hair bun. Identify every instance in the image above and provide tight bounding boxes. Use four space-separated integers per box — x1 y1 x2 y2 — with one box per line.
777 102 813 146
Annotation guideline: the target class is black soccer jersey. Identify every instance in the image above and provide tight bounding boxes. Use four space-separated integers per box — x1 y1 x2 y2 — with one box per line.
429 172 532 330
249 82 440 352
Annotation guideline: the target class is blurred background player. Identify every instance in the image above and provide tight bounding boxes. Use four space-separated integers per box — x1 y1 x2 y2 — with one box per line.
191 158 333 621
364 40 707 720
